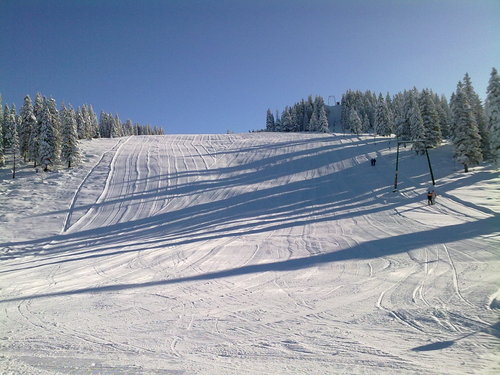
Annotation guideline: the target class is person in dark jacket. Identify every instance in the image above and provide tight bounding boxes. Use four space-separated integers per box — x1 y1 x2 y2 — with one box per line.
427 190 433 205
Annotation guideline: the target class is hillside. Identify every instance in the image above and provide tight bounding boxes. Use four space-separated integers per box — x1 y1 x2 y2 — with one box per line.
0 133 499 374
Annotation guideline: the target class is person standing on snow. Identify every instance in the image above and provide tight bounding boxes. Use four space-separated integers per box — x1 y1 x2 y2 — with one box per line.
427 190 433 205
431 189 437 205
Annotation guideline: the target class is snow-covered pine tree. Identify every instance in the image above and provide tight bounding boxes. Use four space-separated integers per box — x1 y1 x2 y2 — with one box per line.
280 107 293 132
385 92 393 111
290 105 301 132
419 89 442 148
61 105 80 168
374 94 392 136
0 131 3 167
366 91 378 130
296 100 307 132
273 110 281 132
301 105 309 132
76 107 86 139
84 105 94 139
46 98 61 163
463 73 490 159
393 92 407 140
308 96 328 133
435 94 452 139
0 96 3 166
485 67 500 165
266 109 275 131
123 119 133 136
408 91 426 154
452 84 483 172
19 95 36 161
1 104 17 154
3 104 11 148
317 103 329 133
362 113 370 133
398 90 412 141
88 105 100 138
30 93 44 167
111 114 122 138
99 112 109 138
385 92 395 130
348 108 362 134
10 112 19 178
38 105 56 171
308 104 319 132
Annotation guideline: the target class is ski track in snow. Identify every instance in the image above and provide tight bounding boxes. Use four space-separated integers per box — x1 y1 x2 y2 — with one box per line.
0 133 499 375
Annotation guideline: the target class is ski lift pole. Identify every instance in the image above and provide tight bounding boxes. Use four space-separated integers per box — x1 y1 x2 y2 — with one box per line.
424 147 436 186
393 142 400 191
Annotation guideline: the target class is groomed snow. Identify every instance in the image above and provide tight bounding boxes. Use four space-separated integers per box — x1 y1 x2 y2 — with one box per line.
0 133 498 374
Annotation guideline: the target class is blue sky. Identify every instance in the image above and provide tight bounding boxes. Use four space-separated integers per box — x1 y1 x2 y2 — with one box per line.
1 0 498 134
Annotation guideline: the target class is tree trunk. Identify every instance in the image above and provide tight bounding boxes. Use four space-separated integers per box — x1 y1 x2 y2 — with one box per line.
12 154 16 179
464 164 469 173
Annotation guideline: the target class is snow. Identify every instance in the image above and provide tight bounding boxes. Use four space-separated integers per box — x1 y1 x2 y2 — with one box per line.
0 133 499 374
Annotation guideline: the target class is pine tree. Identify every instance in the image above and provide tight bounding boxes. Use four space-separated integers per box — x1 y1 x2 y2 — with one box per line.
393 92 409 140
419 89 442 147
463 73 490 159
348 108 362 134
19 95 36 161
123 119 133 136
266 109 275 131
452 84 482 172
30 93 45 167
10 113 19 178
0 95 3 166
317 105 329 133
362 113 370 133
76 107 86 139
290 105 301 132
308 105 318 132
38 105 56 171
3 104 11 148
46 98 61 163
297 100 307 132
408 92 426 154
81 105 92 139
111 114 122 137
436 94 452 139
308 96 328 132
281 107 293 132
61 105 80 168
374 94 392 136
88 105 100 138
398 90 412 141
485 67 500 164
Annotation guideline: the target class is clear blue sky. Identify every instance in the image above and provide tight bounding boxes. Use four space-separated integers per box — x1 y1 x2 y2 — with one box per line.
1 0 498 134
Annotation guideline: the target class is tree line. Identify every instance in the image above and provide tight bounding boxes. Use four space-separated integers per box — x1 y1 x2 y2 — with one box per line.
266 68 499 172
265 95 330 133
0 93 165 177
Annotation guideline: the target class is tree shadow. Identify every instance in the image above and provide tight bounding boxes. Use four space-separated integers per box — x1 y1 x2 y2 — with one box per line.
411 319 500 352
1 215 497 302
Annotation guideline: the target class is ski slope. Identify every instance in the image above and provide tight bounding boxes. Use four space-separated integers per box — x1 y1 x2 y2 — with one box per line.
0 133 499 374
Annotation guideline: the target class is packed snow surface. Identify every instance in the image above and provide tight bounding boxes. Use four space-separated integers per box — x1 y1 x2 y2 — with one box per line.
0 133 499 374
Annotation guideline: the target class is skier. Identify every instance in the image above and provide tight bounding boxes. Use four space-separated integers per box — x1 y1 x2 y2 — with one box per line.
427 190 433 205
431 189 437 205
